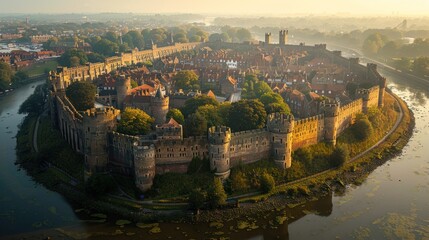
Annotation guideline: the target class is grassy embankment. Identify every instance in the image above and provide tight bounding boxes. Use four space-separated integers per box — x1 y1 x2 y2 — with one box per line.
21 59 58 77
237 92 413 204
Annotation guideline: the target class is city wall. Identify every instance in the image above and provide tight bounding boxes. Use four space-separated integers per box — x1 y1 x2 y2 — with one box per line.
49 41 387 191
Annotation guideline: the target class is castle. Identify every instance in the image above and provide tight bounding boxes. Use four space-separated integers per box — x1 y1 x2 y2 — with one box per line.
48 34 387 192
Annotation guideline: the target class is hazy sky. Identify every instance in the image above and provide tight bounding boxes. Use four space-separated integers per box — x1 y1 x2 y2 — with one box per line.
0 0 428 16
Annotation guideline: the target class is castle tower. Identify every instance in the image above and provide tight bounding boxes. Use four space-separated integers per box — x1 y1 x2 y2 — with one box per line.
279 30 288 46
267 113 295 169
208 126 232 180
133 144 156 192
82 107 120 180
321 100 340 146
265 33 272 45
116 75 131 109
150 87 169 125
356 89 370 114
378 77 386 108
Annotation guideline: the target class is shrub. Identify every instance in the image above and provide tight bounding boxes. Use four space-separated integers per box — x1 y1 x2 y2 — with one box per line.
351 116 373 141
260 172 275 193
85 174 116 197
207 178 227 208
188 188 207 210
331 145 350 167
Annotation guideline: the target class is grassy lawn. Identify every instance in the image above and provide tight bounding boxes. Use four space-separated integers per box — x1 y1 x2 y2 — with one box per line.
22 59 58 77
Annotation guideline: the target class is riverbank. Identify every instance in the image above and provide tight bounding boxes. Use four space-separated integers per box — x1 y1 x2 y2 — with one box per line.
195 91 414 224
14 86 413 227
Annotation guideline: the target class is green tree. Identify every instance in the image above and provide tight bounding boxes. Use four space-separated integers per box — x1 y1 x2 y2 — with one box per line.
208 178 227 208
231 171 249 192
181 95 219 116
87 52 106 63
85 174 116 197
260 92 290 114
184 112 207 137
188 188 207 210
293 147 313 166
331 145 349 167
92 39 119 56
393 57 412 71
130 80 138 89
65 81 96 111
218 102 232 125
228 99 267 132
104 31 119 43
236 28 252 42
362 33 388 56
352 116 373 141
242 74 273 99
174 33 189 43
13 71 29 83
58 49 88 67
173 70 199 91
209 33 231 42
0 62 13 90
166 108 185 124
412 57 429 76
260 172 275 193
123 31 145 50
196 105 222 128
19 84 47 115
117 107 154 136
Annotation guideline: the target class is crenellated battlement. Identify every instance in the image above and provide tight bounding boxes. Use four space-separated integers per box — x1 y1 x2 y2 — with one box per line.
82 107 120 119
208 126 232 145
295 114 324 126
267 112 295 133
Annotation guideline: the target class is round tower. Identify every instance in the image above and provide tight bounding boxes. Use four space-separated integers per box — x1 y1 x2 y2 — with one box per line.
82 107 120 180
208 126 232 180
267 112 295 169
151 87 169 125
116 76 131 109
378 77 386 108
133 144 156 192
321 100 340 146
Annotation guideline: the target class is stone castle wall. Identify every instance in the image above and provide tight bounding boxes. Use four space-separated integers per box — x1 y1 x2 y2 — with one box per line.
292 115 325 150
49 41 387 192
229 129 271 166
55 42 201 87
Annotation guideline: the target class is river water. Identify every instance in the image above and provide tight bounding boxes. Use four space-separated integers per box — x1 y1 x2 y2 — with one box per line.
1 69 429 239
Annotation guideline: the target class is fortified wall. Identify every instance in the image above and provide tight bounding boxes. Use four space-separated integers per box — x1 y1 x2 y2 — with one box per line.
49 41 387 192
53 42 201 88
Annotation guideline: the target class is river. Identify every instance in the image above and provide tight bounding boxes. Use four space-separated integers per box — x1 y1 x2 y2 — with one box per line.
1 68 429 239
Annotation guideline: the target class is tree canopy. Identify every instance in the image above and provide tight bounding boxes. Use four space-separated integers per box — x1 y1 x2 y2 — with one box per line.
228 99 267 132
259 92 291 114
242 74 273 99
352 115 374 141
19 84 47 115
331 145 349 167
0 62 13 90
173 70 199 92
181 95 219 116
58 49 88 67
92 39 119 56
65 81 96 111
117 107 154 136
166 108 185 124
260 172 275 193
195 105 223 128
184 112 207 137
208 178 227 208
